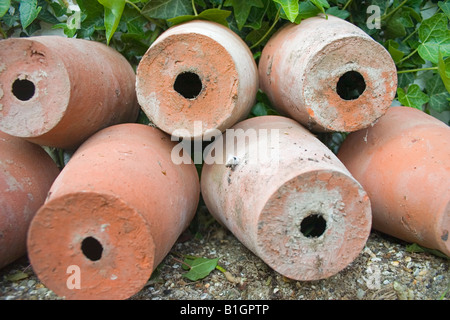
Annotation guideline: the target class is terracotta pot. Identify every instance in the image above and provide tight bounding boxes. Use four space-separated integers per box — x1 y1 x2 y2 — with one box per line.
136 20 258 140
259 15 397 133
0 36 139 150
0 131 60 270
27 123 200 300
201 115 372 280
338 107 449 256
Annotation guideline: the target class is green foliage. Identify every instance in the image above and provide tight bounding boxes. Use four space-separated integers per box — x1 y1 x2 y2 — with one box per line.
345 0 450 115
97 0 126 45
406 243 449 259
398 83 430 109
1 0 448 135
141 0 194 20
2 0 447 117
167 8 231 27
182 256 219 281
224 0 265 30
19 0 42 29
0 1 11 18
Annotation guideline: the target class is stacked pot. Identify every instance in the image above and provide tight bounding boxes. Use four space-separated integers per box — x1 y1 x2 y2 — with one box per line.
134 17 378 281
0 35 200 300
253 15 449 259
0 12 447 300
200 14 399 282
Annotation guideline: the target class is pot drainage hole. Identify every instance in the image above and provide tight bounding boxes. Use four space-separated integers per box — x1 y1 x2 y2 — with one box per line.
12 79 36 101
300 213 327 238
336 71 366 101
81 236 103 261
174 72 203 99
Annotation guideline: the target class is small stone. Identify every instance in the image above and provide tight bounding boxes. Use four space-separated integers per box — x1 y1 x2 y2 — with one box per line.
357 288 366 299
393 281 414 300
27 280 36 287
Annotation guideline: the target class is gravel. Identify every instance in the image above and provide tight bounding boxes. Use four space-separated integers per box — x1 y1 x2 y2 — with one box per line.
0 205 448 301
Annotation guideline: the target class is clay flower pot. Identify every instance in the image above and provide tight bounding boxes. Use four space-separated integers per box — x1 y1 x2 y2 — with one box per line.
0 131 60 270
259 15 397 133
201 115 372 280
136 20 259 140
27 123 200 300
0 36 139 150
338 107 449 256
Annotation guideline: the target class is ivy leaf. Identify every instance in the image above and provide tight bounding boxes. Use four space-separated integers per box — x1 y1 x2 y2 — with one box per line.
310 0 330 15
426 74 450 112
385 6 421 40
19 0 42 29
273 0 299 23
386 39 405 63
76 0 105 39
406 243 450 259
326 6 350 20
97 0 126 45
418 13 450 64
295 1 321 23
0 0 10 18
250 102 279 117
121 5 150 35
141 0 193 20
49 0 68 17
385 8 411 39
183 257 219 281
5 271 29 282
167 8 232 27
398 72 415 90
397 84 430 110
223 0 264 30
246 20 270 45
419 41 450 64
196 8 231 26
244 0 270 30
438 1 450 19
438 50 450 93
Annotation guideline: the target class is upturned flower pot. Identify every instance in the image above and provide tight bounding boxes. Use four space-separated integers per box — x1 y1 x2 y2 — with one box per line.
0 131 60 270
201 115 372 280
259 15 397 133
27 123 200 300
338 107 449 256
0 36 139 150
136 20 259 140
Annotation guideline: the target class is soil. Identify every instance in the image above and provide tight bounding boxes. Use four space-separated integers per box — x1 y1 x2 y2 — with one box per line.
0 204 449 301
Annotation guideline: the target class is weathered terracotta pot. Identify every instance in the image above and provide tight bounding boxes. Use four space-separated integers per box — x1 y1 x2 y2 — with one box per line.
0 36 139 150
259 15 397 133
27 123 200 300
136 20 258 140
201 116 372 280
338 107 449 256
0 131 60 270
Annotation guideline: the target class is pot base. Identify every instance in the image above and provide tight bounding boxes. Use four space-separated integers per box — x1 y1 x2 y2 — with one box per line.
27 192 155 300
257 169 371 281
